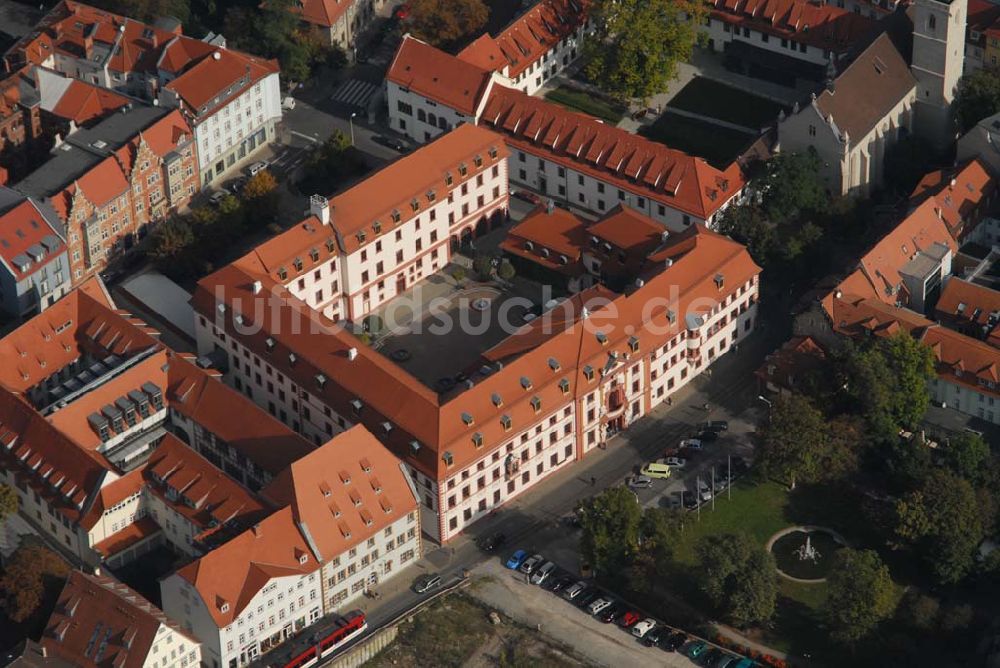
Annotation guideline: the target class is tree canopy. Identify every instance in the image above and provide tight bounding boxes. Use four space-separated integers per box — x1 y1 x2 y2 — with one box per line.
895 469 989 584
940 432 992 484
0 544 71 623
955 67 1000 133
404 0 489 50
0 484 17 522
577 486 642 579
298 130 369 197
696 532 777 627
584 0 705 102
824 548 896 643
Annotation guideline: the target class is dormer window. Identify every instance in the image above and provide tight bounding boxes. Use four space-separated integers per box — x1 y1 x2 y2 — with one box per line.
583 365 595 381
667 309 676 324
410 440 421 455
298 553 308 564
458 163 468 177
445 172 453 186
357 231 366 242
461 412 474 426
520 376 532 390
289 352 297 365
373 221 382 233
277 267 287 280
530 396 542 413
628 336 639 353
293 258 303 271
411 198 419 212
427 190 436 202
382 421 393 434
488 147 498 159
391 210 401 223
491 392 503 407
443 451 454 467
473 155 483 168
548 357 560 371
351 399 363 415
309 248 319 262
315 373 327 388
472 431 484 447
265 337 275 352
559 378 570 394
500 415 512 431
596 332 608 345
714 273 725 290
326 238 335 252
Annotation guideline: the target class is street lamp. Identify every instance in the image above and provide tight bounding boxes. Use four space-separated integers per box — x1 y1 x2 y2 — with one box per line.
349 112 357 146
757 395 772 409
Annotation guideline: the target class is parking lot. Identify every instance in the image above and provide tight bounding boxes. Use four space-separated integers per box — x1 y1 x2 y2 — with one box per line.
469 557 747 668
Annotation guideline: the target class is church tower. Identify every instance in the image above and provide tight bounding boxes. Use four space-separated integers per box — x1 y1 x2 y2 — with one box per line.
911 0 967 151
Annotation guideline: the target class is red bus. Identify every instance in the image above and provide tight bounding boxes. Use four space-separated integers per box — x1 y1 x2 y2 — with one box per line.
278 611 367 668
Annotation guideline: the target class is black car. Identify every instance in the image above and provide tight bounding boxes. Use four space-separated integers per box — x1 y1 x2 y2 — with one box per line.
546 575 572 593
476 532 506 552
698 420 729 432
702 648 724 666
599 603 625 623
575 589 600 608
696 430 720 442
683 494 699 509
644 626 668 647
664 632 687 652
372 134 408 152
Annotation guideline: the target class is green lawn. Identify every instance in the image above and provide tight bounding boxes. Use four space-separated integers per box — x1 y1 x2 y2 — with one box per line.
667 78 787 130
639 112 754 168
544 86 626 124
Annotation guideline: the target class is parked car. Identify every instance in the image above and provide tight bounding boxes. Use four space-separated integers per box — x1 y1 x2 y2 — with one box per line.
519 553 544 575
575 589 600 609
640 462 672 479
477 532 506 552
281 96 296 110
631 619 657 638
588 597 612 615
702 648 724 666
619 611 641 628
679 438 702 449
664 632 687 652
664 456 686 468
683 493 700 509
699 420 729 431
392 2 410 19
373 134 408 152
227 177 246 195
412 573 441 594
513 189 542 205
627 474 653 489
506 549 528 569
531 561 557 585
714 654 741 668
563 581 587 601
599 603 624 623
699 489 714 503
209 190 228 206
644 625 668 647
696 429 720 442
547 575 572 593
685 641 708 658
245 161 269 177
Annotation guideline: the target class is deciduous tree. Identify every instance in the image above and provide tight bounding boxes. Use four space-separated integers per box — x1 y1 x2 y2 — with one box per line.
955 67 1000 133
895 469 987 584
584 0 706 102
0 544 70 623
404 0 489 49
577 486 642 581
756 393 829 489
696 533 776 627
497 259 516 281
824 548 896 643
150 218 194 262
941 432 991 484
0 484 16 522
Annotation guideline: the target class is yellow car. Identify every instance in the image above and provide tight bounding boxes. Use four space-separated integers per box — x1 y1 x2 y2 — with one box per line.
639 462 672 479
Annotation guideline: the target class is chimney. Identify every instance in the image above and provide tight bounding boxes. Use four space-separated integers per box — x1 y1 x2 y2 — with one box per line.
310 194 330 225
347 347 358 361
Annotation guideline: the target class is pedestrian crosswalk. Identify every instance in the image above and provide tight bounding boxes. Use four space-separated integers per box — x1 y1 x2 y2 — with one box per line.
331 79 379 109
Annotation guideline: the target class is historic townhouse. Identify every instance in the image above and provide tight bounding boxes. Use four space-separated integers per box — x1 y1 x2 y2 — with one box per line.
192 205 760 542
0 192 71 317
160 426 420 668
240 124 509 323
289 0 386 54
14 106 197 282
6 1 281 187
42 571 202 668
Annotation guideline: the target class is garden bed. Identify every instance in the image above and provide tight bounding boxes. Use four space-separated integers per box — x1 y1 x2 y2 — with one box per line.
544 86 626 124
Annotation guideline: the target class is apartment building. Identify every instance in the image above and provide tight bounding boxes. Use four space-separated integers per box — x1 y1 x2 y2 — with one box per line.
0 192 71 317
160 426 420 668
236 123 509 323
7 1 281 187
290 0 385 54
42 570 201 668
13 105 197 282
192 207 760 542
458 0 589 95
0 71 43 169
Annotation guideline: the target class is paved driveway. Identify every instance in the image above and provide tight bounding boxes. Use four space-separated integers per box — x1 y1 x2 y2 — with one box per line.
469 559 700 668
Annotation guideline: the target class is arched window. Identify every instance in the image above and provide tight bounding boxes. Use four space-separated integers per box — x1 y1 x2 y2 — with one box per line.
928 14 936 31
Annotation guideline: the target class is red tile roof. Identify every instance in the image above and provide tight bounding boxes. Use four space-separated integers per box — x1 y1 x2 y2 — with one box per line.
935 277 1000 337
754 335 827 392
909 159 996 241
43 571 196 668
480 85 745 220
175 506 318 627
499 204 588 273
0 198 65 280
49 80 130 125
707 0 876 52
164 48 279 117
262 425 418 563
91 515 161 557
387 35 496 116
458 0 589 78
289 0 354 28
144 433 270 540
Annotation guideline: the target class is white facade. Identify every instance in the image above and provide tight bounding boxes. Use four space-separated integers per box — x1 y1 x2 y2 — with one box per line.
930 376 1000 425
500 27 587 96
507 147 738 230
159 72 283 187
386 77 497 144
142 623 202 668
700 16 832 65
778 92 916 196
912 0 968 150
